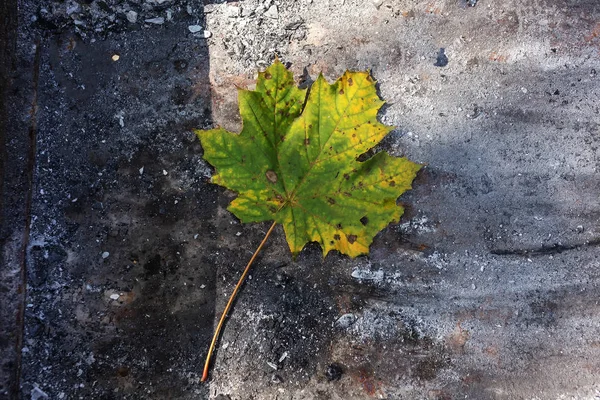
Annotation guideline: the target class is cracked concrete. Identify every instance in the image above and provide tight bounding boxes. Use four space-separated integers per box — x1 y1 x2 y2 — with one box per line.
1 0 600 399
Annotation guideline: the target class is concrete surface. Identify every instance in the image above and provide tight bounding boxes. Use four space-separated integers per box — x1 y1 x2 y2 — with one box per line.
1 0 600 399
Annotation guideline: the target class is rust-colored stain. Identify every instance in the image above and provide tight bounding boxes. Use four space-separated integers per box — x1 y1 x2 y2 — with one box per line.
354 367 379 396
483 345 498 357
446 322 470 354
427 389 452 400
489 51 509 62
584 23 600 42
425 2 442 15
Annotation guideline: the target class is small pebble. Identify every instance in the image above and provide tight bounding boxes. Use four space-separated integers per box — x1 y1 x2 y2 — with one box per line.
145 17 165 25
30 386 48 400
102 251 110 259
203 30 212 38
111 54 120 62
109 293 120 300
266 361 278 370
434 48 448 67
188 25 202 33
126 10 138 23
264 5 278 19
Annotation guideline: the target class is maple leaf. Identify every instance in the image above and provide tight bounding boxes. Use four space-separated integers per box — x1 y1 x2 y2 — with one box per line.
197 61 421 257
196 60 422 381
198 60 421 257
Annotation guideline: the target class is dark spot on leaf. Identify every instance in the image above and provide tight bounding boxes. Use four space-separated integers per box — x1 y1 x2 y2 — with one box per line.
266 170 278 183
309 124 313 129
334 234 341 240
339 89 344 95
266 89 271 96
304 138 310 145
360 216 369 226
327 197 336 205
352 134 356 138
389 180 396 187
250 135 255 141
343 173 349 180
265 72 272 79
347 234 357 244
280 135 285 142
348 78 354 86
269 206 277 213
330 241 334 245
343 192 352 197
358 181 363 187
336 223 343 230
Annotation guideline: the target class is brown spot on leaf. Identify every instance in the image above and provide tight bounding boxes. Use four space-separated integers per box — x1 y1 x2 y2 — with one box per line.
343 192 352 197
304 138 310 145
347 234 357 244
343 173 349 180
264 72 272 79
339 89 344 95
268 206 277 213
360 216 369 226
327 197 336 205
266 89 271 96
334 234 341 240
348 77 354 86
389 180 396 187
266 170 278 183
336 223 343 230
280 135 285 142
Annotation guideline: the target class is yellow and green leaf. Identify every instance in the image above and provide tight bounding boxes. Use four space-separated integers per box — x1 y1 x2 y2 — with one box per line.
197 60 421 258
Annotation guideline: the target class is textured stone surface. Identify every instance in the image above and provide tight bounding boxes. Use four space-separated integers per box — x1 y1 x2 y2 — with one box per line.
1 0 600 399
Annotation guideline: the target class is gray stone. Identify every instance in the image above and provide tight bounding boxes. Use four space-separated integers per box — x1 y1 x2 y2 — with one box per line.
264 5 278 19
144 17 164 25
125 10 138 23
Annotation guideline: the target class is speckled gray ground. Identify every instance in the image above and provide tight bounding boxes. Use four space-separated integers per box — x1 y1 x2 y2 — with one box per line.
1 0 600 399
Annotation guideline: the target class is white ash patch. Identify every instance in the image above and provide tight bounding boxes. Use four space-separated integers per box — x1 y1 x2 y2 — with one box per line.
399 214 437 234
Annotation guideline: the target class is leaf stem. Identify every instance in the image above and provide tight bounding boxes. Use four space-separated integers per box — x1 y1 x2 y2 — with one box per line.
201 221 278 382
